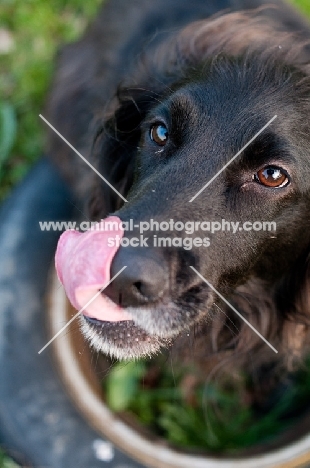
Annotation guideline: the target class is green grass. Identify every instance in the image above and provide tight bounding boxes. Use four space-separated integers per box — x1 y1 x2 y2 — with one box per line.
290 0 310 16
0 0 102 200
0 449 19 468
104 356 310 453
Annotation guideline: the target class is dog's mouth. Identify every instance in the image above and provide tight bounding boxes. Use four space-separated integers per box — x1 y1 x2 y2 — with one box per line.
79 294 209 359
79 312 170 360
80 292 214 359
55 215 212 359
79 291 172 359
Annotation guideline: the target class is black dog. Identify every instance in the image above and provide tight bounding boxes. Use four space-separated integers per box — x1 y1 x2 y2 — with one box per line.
47 0 310 377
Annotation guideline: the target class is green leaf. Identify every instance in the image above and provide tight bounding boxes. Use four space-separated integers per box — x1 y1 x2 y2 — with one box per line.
0 448 19 468
0 102 17 167
105 361 146 412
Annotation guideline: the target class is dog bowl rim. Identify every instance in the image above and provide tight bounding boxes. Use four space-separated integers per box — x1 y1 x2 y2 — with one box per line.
48 269 310 468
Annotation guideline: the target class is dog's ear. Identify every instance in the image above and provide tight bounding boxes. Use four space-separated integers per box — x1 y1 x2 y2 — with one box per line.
280 253 310 369
88 87 162 217
152 10 310 78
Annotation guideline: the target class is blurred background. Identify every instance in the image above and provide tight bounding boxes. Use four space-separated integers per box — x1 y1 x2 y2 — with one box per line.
0 0 102 203
0 0 310 466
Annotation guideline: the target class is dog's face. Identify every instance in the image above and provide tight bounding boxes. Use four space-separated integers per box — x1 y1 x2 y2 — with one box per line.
79 55 310 360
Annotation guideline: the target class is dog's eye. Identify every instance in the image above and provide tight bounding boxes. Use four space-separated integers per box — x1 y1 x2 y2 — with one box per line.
150 123 168 146
255 166 289 188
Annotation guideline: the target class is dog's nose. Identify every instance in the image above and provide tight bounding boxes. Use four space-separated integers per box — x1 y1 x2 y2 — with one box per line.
104 247 168 307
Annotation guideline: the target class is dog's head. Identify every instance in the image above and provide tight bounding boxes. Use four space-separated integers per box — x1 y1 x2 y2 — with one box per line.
63 10 310 364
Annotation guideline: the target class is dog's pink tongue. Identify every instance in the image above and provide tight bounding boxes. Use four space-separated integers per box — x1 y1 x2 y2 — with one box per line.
55 216 132 322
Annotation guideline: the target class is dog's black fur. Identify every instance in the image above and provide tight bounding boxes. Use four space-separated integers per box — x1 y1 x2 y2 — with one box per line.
47 0 310 379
